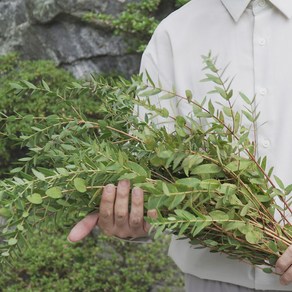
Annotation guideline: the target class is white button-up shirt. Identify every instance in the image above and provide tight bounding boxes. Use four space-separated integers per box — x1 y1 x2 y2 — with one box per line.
139 0 292 290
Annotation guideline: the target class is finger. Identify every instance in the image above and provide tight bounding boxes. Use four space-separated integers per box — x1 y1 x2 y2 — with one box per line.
98 184 116 234
280 265 292 285
67 212 99 242
129 187 144 232
144 209 158 233
276 246 292 275
114 180 130 228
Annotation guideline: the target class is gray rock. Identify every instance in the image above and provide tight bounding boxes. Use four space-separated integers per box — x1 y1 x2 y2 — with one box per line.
0 0 142 78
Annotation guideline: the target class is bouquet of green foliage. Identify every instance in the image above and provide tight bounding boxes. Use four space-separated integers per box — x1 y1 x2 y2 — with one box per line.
1 53 292 273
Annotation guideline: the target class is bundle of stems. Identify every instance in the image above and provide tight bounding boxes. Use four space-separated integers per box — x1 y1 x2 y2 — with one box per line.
0 53 292 272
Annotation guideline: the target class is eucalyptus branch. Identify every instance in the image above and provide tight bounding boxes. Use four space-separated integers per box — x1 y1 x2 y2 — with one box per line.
0 54 291 275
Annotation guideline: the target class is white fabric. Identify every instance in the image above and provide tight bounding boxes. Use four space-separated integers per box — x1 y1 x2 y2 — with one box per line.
138 0 292 290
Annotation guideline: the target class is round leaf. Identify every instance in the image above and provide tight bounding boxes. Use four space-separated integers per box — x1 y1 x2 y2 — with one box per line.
1 251 9 257
27 193 43 205
74 178 87 193
8 238 17 246
46 187 63 199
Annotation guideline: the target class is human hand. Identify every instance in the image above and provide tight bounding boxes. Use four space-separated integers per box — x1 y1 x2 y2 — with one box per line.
275 246 292 285
67 180 157 242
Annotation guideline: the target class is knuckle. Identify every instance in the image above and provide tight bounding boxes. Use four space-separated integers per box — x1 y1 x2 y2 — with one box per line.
116 210 127 221
118 189 129 198
101 196 114 204
132 198 142 207
130 217 142 227
100 209 112 219
102 229 113 237
115 231 128 239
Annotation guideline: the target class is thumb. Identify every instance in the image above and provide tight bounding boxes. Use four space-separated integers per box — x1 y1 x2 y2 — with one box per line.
67 212 99 242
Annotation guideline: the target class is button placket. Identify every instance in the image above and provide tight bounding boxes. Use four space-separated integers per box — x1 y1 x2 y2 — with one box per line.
253 5 271 153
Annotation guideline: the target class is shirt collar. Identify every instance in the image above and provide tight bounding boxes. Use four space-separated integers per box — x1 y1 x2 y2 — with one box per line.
221 0 292 22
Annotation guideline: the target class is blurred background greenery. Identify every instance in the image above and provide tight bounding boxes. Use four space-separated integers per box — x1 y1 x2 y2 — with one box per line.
0 0 190 290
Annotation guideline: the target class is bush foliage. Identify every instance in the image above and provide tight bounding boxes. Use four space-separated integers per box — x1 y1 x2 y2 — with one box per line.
0 226 183 291
0 54 102 177
83 0 190 52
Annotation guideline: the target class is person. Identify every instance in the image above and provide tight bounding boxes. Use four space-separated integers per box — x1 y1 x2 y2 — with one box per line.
68 0 292 291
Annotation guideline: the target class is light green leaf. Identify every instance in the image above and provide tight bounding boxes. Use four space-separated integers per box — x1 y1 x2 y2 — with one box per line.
169 194 185 210
209 210 229 221
73 178 87 193
245 229 263 244
32 169 46 181
118 173 137 180
56 168 69 176
191 164 221 175
46 187 63 199
27 193 43 205
127 162 148 177
200 179 220 190
8 238 18 246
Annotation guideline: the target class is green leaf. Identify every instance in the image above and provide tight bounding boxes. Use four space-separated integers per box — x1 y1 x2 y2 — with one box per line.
73 178 87 193
118 173 137 180
274 175 285 190
1 251 9 257
176 178 201 188
61 144 76 151
239 92 252 105
240 205 249 217
10 82 24 90
22 80 37 89
185 90 193 103
174 209 196 221
127 162 148 177
191 164 221 175
192 220 212 237
56 168 69 176
268 241 278 253
200 179 220 190
46 187 63 199
27 193 43 205
42 80 50 91
162 183 170 196
32 169 46 181
157 150 173 159
169 194 185 210
245 229 263 244
262 268 273 274
209 210 229 221
160 93 176 100
226 160 252 172
8 238 18 246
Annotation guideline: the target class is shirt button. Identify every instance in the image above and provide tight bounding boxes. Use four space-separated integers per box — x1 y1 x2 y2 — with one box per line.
258 0 267 7
262 139 270 148
259 88 268 95
258 38 267 46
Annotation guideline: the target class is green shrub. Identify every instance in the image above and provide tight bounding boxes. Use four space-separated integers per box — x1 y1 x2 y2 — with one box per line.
83 0 190 52
0 226 184 291
0 54 102 178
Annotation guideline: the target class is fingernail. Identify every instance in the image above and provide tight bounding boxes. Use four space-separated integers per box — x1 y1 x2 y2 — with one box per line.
67 236 73 243
132 187 141 196
148 209 157 216
105 184 115 192
120 180 129 187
